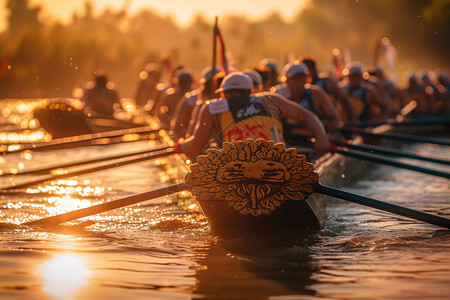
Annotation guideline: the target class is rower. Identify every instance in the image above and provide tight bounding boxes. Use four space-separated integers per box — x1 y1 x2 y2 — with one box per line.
81 73 121 117
156 68 194 129
133 63 162 109
369 65 412 117
173 72 330 158
243 70 263 94
258 58 280 90
299 57 357 122
273 61 341 133
170 66 220 141
339 62 391 121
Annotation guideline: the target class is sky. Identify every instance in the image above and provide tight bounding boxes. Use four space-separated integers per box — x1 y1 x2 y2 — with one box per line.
0 0 309 31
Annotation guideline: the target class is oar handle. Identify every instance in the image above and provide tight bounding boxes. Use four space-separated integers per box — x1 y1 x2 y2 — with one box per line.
25 183 189 226
315 183 450 229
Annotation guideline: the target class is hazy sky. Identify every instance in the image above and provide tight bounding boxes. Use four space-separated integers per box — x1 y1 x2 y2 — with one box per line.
0 0 309 30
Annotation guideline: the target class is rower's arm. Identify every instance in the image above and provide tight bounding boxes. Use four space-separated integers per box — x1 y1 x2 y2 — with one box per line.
328 77 357 121
312 87 341 133
177 105 215 158
170 97 192 141
367 85 391 120
267 94 330 154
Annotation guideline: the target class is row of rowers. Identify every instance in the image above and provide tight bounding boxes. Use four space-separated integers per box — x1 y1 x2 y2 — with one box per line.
143 59 396 157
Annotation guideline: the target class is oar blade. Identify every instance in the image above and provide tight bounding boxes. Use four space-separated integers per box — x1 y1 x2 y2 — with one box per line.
315 183 450 229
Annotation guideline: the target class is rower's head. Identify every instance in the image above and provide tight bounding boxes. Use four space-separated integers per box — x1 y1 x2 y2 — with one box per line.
216 72 252 98
298 57 318 80
281 61 309 95
200 66 221 100
173 69 194 91
344 62 364 87
259 58 279 87
244 70 263 94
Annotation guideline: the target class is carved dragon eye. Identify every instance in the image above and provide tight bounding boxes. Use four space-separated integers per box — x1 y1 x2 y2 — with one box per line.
185 138 318 216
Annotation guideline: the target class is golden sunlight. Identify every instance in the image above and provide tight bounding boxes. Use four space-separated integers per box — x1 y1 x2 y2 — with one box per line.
41 253 91 299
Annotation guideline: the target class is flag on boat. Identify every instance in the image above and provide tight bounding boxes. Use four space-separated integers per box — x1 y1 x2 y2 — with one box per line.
214 19 229 74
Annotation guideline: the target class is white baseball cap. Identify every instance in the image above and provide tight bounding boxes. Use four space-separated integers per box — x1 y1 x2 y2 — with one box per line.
244 70 263 88
215 72 252 93
281 62 309 81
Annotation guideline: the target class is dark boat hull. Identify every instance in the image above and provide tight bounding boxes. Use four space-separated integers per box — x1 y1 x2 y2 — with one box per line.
196 149 347 233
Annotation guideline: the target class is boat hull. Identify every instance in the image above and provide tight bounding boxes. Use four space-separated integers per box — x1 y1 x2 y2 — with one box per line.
196 150 346 233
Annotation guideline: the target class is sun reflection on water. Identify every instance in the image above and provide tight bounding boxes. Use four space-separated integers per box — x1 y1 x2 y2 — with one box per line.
41 253 91 300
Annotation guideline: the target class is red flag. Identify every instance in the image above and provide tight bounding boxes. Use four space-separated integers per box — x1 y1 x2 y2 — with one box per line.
214 19 229 74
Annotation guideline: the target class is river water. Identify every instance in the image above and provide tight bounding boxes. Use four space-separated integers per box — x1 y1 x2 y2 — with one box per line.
0 100 449 300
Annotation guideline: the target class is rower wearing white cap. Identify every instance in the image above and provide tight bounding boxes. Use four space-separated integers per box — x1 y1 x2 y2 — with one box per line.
273 61 341 133
243 70 263 94
339 62 390 121
173 72 330 158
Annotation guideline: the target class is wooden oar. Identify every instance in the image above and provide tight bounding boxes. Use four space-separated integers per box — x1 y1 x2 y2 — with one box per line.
333 139 450 165
2 125 160 154
25 183 188 226
285 134 450 178
315 184 450 229
1 148 175 190
331 147 450 179
23 181 450 229
339 127 450 146
343 116 450 128
1 145 172 176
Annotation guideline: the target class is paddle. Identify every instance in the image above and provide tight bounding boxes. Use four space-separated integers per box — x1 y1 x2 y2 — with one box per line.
25 183 188 226
1 145 172 176
285 133 450 178
339 127 450 146
23 139 450 229
342 116 450 128
2 125 160 154
285 131 450 166
314 184 450 229
335 139 450 165
1 147 175 190
332 148 450 179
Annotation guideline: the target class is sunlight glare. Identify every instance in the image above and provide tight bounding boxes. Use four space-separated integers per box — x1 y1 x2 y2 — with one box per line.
41 253 91 300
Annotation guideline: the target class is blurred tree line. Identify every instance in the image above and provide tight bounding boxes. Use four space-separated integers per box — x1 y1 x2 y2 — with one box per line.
0 0 448 98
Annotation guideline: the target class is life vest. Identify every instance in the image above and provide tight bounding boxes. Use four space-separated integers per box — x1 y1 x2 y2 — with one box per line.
313 77 340 109
347 85 370 121
207 96 284 144
274 85 316 131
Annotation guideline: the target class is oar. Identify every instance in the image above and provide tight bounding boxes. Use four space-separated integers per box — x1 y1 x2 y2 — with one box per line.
315 184 450 229
333 139 450 165
1 148 175 190
285 134 450 178
2 125 160 154
339 127 450 146
23 181 450 229
25 183 189 226
1 145 172 176
331 146 450 179
342 117 450 128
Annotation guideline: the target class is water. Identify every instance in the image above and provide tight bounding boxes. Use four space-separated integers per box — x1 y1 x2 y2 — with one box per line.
1 100 449 300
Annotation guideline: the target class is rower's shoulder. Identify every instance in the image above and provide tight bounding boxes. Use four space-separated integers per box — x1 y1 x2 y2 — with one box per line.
206 98 229 114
